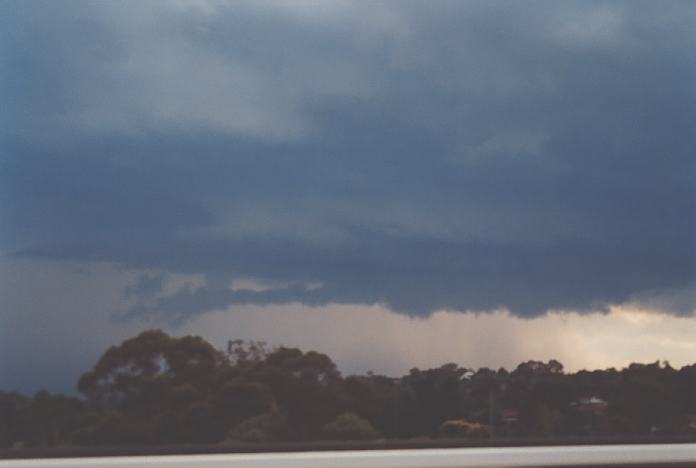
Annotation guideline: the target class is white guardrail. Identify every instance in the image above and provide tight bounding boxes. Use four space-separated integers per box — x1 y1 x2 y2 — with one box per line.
2 444 696 468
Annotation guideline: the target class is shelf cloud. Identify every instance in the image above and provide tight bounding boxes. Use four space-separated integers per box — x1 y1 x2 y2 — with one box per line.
1 1 695 335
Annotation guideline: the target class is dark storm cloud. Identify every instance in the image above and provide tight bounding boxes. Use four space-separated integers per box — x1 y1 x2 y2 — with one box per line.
2 0 695 320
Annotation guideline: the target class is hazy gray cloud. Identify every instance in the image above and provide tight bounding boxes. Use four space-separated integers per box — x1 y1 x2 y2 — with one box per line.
124 273 166 299
0 260 151 394
1 0 695 325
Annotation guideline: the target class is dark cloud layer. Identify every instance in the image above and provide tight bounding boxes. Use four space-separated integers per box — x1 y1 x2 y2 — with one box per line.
2 1 695 321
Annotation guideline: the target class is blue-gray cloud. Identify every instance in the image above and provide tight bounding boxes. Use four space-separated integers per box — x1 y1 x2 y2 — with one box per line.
2 0 695 321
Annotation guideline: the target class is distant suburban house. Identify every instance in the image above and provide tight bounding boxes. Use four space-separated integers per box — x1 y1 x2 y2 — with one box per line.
687 414 696 432
501 408 519 423
571 396 609 434
573 396 608 415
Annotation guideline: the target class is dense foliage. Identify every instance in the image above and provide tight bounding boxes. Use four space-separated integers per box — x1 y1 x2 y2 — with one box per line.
2 330 696 448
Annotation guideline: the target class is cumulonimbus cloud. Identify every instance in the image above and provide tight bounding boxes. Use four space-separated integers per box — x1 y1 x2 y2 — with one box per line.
1 0 695 321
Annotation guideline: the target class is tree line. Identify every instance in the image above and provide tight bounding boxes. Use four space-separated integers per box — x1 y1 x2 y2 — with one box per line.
2 329 696 449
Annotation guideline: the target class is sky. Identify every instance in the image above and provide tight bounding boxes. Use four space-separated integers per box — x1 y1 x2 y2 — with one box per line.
1 0 695 395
